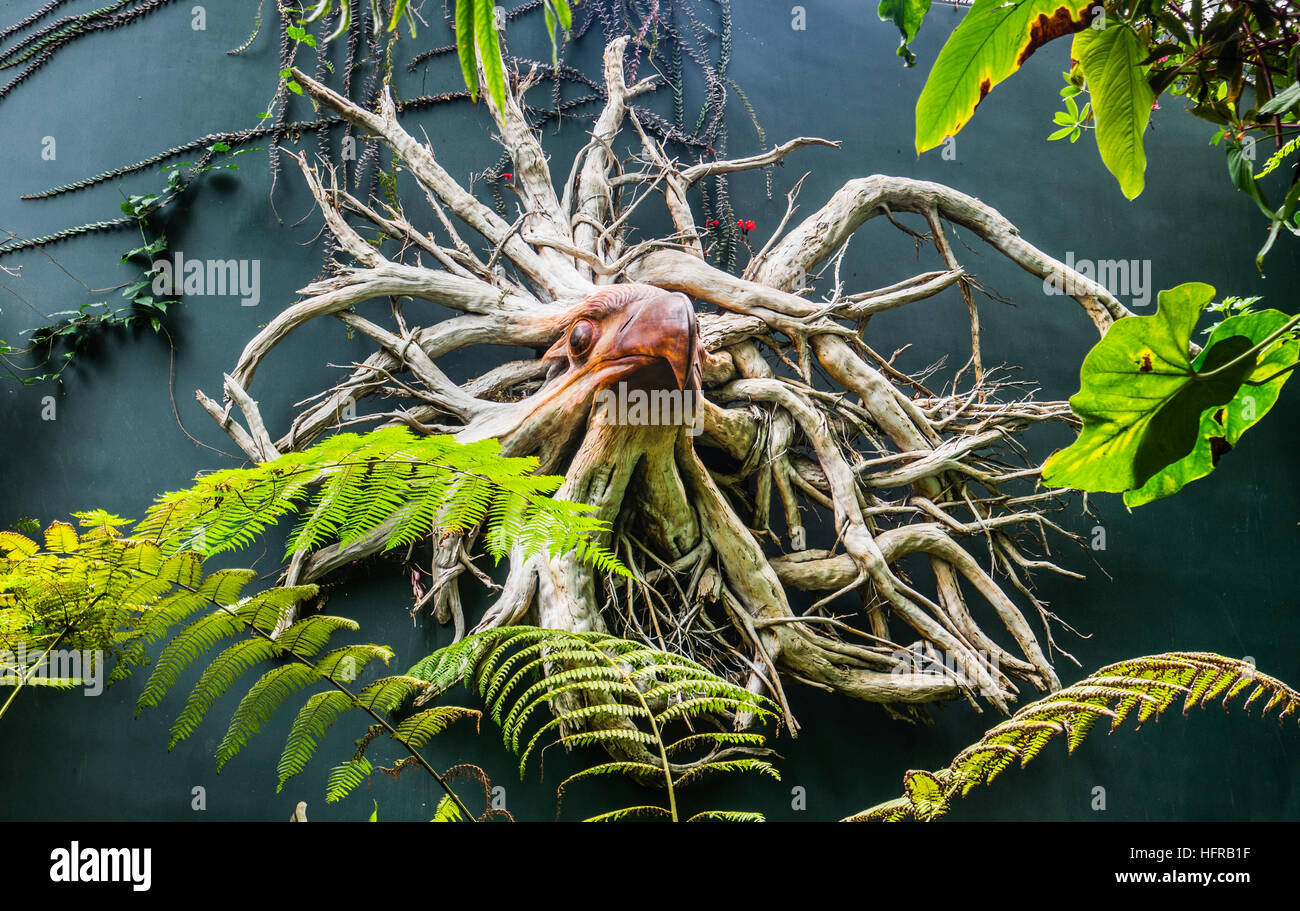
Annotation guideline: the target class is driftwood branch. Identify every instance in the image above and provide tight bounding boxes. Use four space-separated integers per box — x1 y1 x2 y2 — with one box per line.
200 40 1119 736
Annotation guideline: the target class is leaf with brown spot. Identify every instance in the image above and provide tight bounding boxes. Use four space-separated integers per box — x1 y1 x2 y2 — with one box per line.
1043 282 1260 494
1124 307 1300 506
916 0 1095 154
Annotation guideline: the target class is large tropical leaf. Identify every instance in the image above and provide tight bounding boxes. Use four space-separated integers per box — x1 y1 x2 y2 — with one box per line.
1073 23 1154 199
915 0 1095 154
1042 283 1268 493
1124 308 1300 505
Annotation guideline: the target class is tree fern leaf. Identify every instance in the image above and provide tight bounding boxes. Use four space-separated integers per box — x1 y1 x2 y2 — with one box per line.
276 690 355 789
136 610 249 713
168 637 281 748
672 758 781 789
848 653 1300 822
685 810 766 823
431 793 464 822
664 731 768 756
326 757 373 802
275 615 360 658
217 664 321 770
391 706 480 749
585 805 674 822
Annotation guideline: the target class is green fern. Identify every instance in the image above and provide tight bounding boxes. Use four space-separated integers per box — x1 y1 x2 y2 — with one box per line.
408 626 781 822
129 571 482 817
132 427 627 576
846 653 1300 822
0 515 284 718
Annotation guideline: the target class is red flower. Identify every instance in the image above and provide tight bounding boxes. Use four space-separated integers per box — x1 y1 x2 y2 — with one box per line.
745 220 756 232
501 172 513 180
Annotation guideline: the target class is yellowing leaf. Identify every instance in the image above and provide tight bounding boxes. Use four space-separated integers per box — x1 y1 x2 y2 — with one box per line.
0 532 39 558
903 769 950 820
916 0 1095 154
43 521 79 553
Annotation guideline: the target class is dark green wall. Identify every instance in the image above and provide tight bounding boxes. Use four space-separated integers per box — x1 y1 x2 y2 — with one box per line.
1 1 1296 821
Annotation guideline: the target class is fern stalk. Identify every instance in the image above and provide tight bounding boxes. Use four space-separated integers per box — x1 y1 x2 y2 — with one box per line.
158 572 477 821
583 631 680 820
847 652 1300 822
0 623 70 723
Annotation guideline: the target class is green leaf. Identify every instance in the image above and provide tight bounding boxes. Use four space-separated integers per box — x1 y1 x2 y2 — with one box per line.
1047 126 1074 140
1073 23 1154 200
544 1 558 68
902 770 950 820
1042 282 1265 493
1124 309 1300 505
455 0 479 100
388 0 411 34
878 0 932 67
1259 80 1300 116
915 0 1095 154
474 0 507 115
553 0 571 30
1227 141 1284 223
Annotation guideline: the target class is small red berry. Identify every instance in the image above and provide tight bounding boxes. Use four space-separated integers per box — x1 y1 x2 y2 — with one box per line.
501 172 513 180
745 220 756 232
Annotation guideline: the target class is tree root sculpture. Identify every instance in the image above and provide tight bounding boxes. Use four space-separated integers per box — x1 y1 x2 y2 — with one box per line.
199 38 1132 734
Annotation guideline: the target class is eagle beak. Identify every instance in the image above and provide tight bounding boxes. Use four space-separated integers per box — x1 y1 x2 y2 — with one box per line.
611 291 698 391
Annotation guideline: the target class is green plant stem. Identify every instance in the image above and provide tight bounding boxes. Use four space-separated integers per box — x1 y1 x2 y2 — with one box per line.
0 624 71 724
133 562 477 821
1198 312 1300 379
566 631 678 821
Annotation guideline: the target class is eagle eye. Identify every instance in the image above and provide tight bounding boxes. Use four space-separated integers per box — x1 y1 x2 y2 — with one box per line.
568 318 596 357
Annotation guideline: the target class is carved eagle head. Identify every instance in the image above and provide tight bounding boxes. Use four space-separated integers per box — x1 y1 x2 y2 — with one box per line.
542 283 703 395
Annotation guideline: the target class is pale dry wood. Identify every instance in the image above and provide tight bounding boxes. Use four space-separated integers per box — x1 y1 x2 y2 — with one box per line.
199 41 1110 727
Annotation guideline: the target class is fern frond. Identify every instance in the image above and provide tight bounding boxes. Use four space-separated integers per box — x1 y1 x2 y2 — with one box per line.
135 610 256 714
585 805 675 822
167 637 282 748
131 428 627 577
431 797 462 821
326 758 374 803
684 810 766 823
392 706 481 749
846 652 1300 822
673 758 781 788
409 626 781 822
216 663 321 770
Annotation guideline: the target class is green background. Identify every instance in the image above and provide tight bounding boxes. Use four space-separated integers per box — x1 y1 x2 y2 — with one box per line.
0 0 1296 821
